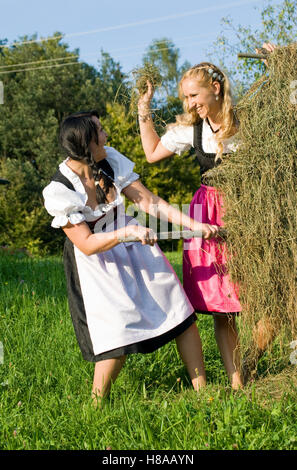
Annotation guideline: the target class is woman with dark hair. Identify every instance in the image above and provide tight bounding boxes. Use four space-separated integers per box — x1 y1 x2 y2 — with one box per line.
43 110 218 403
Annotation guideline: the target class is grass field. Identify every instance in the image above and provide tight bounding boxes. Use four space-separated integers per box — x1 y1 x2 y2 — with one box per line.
0 249 296 450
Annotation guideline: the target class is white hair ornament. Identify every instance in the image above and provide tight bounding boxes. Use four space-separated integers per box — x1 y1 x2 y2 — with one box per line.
208 67 224 82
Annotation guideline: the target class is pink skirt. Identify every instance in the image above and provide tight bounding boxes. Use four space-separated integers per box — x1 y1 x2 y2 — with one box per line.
183 184 241 314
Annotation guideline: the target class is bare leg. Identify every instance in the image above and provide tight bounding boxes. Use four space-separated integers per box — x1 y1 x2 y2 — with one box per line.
175 323 207 390
213 314 243 390
92 355 126 405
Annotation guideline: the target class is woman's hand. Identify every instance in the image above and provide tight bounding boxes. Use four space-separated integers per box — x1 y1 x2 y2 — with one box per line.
117 224 157 246
137 80 154 114
202 224 220 240
260 42 276 54
256 42 276 66
192 222 220 240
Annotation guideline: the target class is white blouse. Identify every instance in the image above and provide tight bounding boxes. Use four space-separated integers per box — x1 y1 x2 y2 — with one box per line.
160 119 239 155
43 146 139 229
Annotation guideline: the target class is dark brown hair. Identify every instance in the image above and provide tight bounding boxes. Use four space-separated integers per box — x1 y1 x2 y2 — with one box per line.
60 110 114 205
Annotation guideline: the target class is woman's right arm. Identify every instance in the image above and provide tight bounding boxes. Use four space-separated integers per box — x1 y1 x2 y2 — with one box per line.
62 221 156 256
138 81 175 163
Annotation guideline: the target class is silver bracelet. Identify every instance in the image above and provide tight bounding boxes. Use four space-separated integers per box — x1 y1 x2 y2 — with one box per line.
138 111 152 122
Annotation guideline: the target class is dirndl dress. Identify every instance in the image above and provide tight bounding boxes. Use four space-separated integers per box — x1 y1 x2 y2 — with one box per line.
43 147 195 362
182 121 242 315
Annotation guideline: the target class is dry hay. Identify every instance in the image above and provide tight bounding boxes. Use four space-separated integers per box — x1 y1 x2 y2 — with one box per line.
247 365 297 403
129 63 163 115
258 365 297 399
204 43 297 360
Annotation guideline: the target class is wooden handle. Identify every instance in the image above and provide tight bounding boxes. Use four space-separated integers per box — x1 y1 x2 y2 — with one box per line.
238 52 268 59
158 230 202 240
118 229 228 243
118 230 203 243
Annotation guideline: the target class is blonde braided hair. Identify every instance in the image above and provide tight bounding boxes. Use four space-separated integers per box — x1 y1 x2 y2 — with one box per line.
175 62 238 160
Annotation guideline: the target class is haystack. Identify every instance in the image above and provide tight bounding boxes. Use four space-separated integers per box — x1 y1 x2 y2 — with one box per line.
204 44 297 374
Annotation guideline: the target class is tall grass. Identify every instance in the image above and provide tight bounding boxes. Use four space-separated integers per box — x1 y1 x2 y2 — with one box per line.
0 249 296 450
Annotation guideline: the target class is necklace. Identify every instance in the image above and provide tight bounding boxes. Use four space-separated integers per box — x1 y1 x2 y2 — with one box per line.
206 117 221 134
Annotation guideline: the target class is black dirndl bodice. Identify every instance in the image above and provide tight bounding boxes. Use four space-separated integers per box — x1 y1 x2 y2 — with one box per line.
193 120 222 184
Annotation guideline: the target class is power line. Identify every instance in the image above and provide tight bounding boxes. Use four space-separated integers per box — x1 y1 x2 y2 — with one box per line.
116 39 212 62
0 32 218 71
0 18 265 77
0 55 78 70
0 61 80 75
0 38 216 75
95 32 218 56
0 0 258 49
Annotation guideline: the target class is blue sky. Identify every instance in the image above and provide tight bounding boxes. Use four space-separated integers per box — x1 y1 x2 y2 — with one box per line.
1 0 281 75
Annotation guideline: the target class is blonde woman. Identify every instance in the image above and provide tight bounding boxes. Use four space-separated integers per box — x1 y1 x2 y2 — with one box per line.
137 61 244 389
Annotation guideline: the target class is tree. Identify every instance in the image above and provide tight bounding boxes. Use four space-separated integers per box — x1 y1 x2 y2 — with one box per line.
207 0 297 99
141 38 191 127
143 38 181 97
0 34 128 254
97 51 130 111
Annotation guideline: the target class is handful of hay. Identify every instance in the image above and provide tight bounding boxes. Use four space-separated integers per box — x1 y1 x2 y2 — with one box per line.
204 44 297 369
129 63 163 114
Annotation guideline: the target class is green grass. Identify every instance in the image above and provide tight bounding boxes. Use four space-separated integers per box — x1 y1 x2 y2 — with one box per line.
0 249 296 450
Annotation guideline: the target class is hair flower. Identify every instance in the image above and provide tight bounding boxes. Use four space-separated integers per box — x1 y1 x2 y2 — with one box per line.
208 68 214 75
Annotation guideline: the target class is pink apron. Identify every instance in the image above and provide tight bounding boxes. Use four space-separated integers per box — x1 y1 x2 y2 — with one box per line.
183 184 241 313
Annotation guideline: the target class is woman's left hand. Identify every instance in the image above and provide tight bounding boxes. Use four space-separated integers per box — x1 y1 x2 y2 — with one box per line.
260 42 276 53
192 222 220 240
256 42 276 65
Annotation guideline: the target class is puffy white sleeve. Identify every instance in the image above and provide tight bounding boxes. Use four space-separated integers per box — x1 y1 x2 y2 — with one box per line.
223 135 240 153
105 146 140 190
160 124 193 156
42 182 87 228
